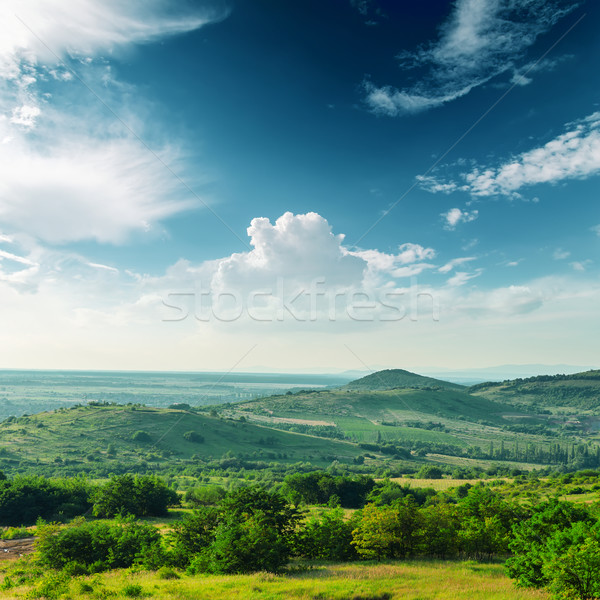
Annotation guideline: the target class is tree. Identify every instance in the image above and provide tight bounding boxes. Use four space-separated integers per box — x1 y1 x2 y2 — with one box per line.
36 516 161 572
175 486 301 574
506 499 592 588
92 474 178 518
193 510 290 574
296 507 357 561
352 498 422 560
543 524 600 600
417 465 443 479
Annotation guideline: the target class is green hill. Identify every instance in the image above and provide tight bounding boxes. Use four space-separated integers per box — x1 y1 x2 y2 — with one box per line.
0 404 365 476
226 384 522 448
345 369 465 392
470 370 600 412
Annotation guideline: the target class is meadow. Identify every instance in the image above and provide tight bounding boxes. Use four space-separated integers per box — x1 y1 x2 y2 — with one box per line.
0 558 548 600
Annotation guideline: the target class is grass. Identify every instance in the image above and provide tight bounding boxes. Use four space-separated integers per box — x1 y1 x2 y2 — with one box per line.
387 477 497 491
0 560 548 600
0 405 365 475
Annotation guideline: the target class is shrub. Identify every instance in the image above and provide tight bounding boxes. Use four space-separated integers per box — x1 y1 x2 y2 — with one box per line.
36 517 162 572
296 507 357 561
122 584 145 597
183 431 205 443
132 430 152 443
416 465 444 479
92 474 179 518
0 475 92 526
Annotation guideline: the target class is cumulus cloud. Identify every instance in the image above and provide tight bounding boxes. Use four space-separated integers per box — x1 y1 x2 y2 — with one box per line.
422 112 600 199
212 212 367 291
591 224 600 237
442 207 479 230
3 210 600 371
364 0 577 116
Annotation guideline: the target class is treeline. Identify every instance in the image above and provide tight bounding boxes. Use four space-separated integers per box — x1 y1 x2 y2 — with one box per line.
0 473 178 526
30 484 600 599
34 484 516 577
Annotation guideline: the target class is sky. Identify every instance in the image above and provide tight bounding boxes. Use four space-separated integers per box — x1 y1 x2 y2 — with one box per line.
0 0 599 373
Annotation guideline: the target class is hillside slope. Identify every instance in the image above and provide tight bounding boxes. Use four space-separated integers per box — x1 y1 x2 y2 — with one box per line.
470 370 600 412
0 404 364 475
344 369 465 392
226 383 524 448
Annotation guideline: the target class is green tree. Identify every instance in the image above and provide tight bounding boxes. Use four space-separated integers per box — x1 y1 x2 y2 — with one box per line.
352 498 422 560
296 507 357 561
506 499 592 588
92 474 178 518
544 524 600 600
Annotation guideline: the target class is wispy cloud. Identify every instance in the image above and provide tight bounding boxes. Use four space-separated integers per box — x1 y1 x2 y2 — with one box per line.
0 0 226 77
441 207 478 230
446 270 483 287
364 0 578 116
438 257 476 274
421 112 600 199
571 260 592 272
0 1 224 245
553 248 571 260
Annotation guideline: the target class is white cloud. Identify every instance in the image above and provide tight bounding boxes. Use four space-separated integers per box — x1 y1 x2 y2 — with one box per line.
570 260 592 272
446 270 482 287
592 224 600 237
0 0 226 77
10 104 40 128
442 207 478 230
0 137 195 243
365 0 577 116
464 113 600 197
438 257 476 273
423 112 600 199
419 112 600 199
0 1 223 245
212 212 367 291
1 211 599 370
553 248 570 260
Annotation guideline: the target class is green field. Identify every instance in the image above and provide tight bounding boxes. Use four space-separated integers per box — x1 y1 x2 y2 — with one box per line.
0 404 365 475
0 559 548 600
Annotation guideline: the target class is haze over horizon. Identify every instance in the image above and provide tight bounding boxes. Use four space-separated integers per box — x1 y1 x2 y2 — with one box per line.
0 1 599 372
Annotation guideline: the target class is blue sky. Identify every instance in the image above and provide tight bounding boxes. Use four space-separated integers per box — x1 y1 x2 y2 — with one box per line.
0 0 598 372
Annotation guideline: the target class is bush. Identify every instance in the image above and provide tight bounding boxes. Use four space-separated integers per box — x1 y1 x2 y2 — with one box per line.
296 507 357 561
0 475 92 526
416 465 444 479
183 431 205 443
132 430 152 443
172 486 301 574
122 584 145 598
36 517 162 572
92 474 179 518
184 485 226 507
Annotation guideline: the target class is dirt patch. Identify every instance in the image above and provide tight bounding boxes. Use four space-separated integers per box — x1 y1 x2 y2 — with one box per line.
0 538 36 561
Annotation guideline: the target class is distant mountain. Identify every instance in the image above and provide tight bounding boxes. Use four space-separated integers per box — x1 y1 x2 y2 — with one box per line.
470 370 600 411
344 369 465 392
